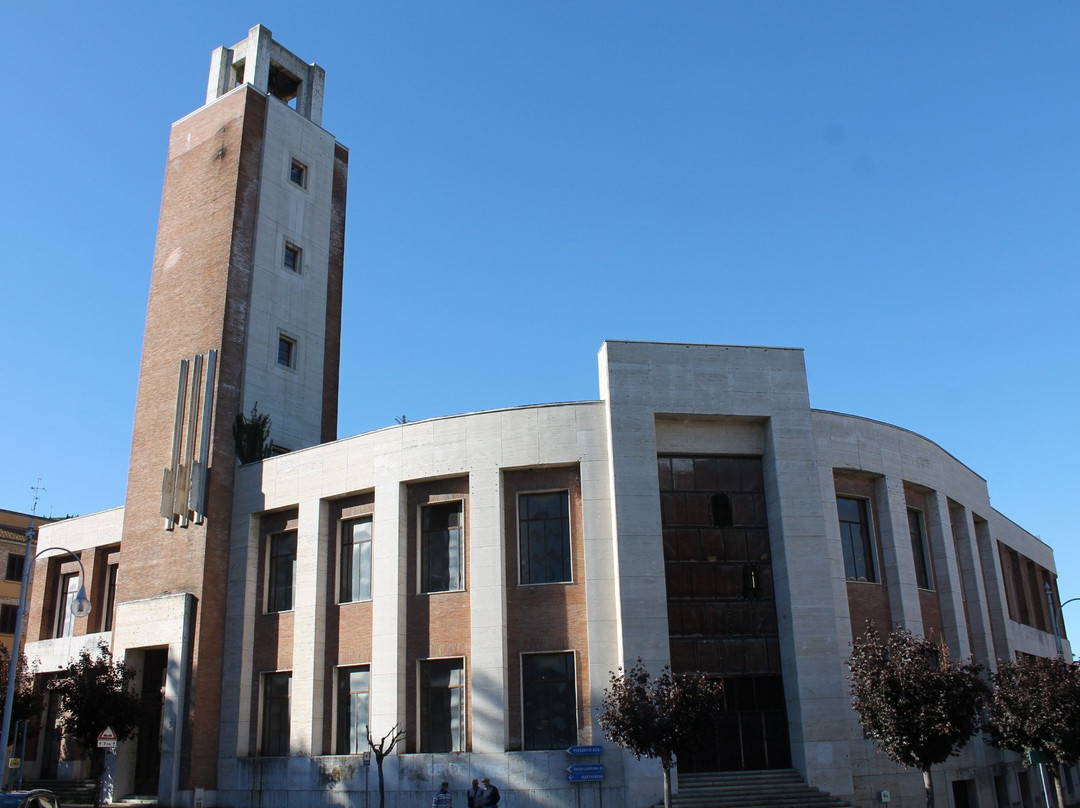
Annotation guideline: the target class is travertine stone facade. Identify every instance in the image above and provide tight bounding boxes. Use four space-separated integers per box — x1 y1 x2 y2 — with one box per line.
20 26 1071 808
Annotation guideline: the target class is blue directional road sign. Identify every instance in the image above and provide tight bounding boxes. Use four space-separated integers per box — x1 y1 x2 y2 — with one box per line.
566 745 604 755
567 764 605 782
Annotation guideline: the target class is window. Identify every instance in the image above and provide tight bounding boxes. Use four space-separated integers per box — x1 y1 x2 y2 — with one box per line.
267 532 296 613
519 491 571 584
340 518 373 603
908 509 933 590
0 605 17 635
260 672 291 756
421 502 463 593
277 335 296 369
522 652 577 750
54 573 80 638
336 666 369 754
5 555 24 582
837 497 877 582
289 159 307 187
103 563 119 632
419 658 464 752
283 242 301 273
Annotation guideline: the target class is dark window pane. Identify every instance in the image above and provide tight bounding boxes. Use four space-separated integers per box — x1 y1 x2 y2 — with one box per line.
519 491 571 584
261 672 291 756
837 497 876 582
268 532 296 612
419 659 464 752
336 666 369 754
421 503 463 593
523 652 576 750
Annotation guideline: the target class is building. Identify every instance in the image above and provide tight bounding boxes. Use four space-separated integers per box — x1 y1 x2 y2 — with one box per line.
0 509 57 652
21 26 1072 808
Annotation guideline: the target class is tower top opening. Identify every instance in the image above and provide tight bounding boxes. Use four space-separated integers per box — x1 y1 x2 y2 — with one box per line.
206 24 326 125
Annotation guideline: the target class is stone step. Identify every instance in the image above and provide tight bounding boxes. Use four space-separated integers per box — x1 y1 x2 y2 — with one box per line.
662 769 852 808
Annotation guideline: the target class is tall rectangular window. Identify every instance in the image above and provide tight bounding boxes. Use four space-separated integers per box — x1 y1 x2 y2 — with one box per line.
54 573 80 638
419 658 465 752
5 555 24 582
0 605 17 635
421 502 463 593
519 491 571 584
102 563 119 632
522 652 577 750
907 509 934 590
837 497 877 582
267 532 296 613
340 518 373 603
261 672 291 756
336 666 370 754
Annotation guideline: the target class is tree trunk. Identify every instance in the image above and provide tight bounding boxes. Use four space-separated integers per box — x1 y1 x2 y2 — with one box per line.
377 757 386 808
923 768 935 808
1050 764 1065 808
662 763 672 808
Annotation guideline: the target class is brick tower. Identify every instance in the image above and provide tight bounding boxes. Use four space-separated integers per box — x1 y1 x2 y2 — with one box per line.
112 25 347 802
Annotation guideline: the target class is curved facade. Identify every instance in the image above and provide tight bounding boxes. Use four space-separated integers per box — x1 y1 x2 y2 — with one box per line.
20 27 1071 808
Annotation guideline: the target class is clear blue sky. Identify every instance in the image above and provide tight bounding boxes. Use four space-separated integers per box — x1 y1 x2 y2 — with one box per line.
4 3 1078 637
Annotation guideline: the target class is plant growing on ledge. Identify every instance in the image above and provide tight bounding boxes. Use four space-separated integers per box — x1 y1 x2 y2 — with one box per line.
847 624 988 808
232 402 272 463
598 659 724 808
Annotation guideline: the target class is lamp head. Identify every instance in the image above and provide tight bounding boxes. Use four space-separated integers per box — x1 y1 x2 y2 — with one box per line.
71 585 92 618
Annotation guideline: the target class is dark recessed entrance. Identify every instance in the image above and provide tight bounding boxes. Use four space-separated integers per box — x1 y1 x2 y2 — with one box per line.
133 648 168 795
658 455 791 772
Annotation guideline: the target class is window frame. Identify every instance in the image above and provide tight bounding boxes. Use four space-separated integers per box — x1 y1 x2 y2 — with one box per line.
517 489 572 585
907 508 934 590
54 572 80 638
419 501 464 594
0 604 17 635
266 531 297 613
418 657 466 753
335 665 370 755
521 651 578 751
4 554 24 582
277 334 297 369
288 158 307 188
339 516 373 604
836 496 878 583
283 241 302 273
260 671 291 756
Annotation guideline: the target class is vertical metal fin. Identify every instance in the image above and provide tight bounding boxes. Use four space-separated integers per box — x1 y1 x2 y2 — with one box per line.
178 354 203 527
164 359 189 530
191 349 217 523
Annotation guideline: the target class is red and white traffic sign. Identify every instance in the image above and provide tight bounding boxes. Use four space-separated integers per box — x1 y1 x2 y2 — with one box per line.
97 727 118 749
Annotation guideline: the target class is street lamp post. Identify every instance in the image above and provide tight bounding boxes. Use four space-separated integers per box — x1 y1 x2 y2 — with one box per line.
0 522 91 791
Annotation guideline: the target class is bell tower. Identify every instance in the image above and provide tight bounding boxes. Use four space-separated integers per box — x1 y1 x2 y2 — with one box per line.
115 25 347 800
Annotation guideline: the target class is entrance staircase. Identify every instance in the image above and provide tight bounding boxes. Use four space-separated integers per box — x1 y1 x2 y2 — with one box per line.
23 779 97 805
666 769 853 808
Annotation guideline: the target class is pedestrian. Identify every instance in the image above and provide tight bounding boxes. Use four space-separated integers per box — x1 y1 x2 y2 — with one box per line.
466 779 480 808
479 777 500 807
432 781 453 808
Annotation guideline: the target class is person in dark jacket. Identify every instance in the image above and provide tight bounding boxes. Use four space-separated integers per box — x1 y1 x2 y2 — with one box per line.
478 777 500 806
466 779 481 808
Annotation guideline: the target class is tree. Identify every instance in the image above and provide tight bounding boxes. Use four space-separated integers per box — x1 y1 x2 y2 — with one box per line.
367 723 404 808
987 654 1080 808
598 659 724 808
0 643 42 727
48 643 142 808
233 403 272 463
847 625 988 808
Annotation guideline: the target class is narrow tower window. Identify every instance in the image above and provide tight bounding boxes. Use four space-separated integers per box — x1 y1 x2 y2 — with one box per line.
284 242 302 273
277 335 296 369
289 159 307 187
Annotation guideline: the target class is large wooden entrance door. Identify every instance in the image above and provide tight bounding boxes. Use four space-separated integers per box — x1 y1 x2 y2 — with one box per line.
658 455 791 772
